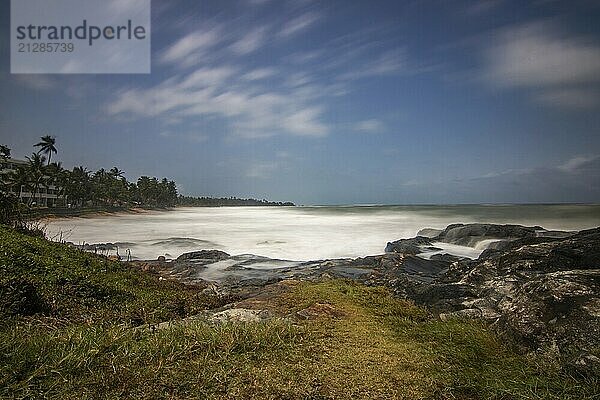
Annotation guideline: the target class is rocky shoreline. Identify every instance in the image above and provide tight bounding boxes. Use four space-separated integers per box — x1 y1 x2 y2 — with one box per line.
126 223 599 376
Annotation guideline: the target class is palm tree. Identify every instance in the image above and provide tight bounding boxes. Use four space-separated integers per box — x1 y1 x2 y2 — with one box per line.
109 167 124 179
26 152 46 206
0 144 10 159
45 162 66 207
66 166 91 207
34 135 57 165
7 166 30 202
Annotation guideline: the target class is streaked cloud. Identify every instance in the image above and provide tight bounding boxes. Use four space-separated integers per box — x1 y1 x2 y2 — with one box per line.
229 27 268 55
278 12 320 37
178 66 237 89
107 65 330 139
558 155 600 172
482 22 600 88
241 67 278 81
479 21 600 110
282 107 328 137
159 28 222 66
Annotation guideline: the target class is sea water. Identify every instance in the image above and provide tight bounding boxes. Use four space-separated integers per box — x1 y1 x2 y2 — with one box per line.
45 204 600 261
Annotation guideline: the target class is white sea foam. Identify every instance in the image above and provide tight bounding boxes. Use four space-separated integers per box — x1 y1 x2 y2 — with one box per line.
418 242 487 260
45 205 600 261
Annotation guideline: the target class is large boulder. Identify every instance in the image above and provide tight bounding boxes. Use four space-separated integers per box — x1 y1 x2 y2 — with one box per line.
434 223 541 247
392 226 600 375
385 236 438 254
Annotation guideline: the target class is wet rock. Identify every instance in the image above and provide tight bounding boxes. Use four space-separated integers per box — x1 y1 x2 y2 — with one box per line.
176 250 230 262
390 226 600 374
416 228 442 238
385 236 435 254
429 253 463 263
434 223 542 247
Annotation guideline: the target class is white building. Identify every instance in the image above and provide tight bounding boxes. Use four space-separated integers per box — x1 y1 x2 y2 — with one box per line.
0 158 63 207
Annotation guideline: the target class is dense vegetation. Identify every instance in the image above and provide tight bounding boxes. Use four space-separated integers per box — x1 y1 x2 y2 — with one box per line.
178 195 294 207
0 225 596 399
1 138 178 211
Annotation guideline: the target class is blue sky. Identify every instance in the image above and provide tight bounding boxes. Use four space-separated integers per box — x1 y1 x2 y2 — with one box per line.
1 0 600 204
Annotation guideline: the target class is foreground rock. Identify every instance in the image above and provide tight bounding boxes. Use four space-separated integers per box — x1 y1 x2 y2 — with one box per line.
386 226 600 376
386 223 574 254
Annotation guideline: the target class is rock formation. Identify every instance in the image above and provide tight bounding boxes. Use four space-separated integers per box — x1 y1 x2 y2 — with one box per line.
131 223 599 375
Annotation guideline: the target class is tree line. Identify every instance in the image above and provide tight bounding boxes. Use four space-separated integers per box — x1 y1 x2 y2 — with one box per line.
178 196 294 207
0 137 178 211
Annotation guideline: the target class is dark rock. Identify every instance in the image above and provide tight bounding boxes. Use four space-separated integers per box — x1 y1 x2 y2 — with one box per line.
429 253 463 263
385 236 433 254
433 223 541 247
416 228 442 238
390 226 600 375
176 250 230 262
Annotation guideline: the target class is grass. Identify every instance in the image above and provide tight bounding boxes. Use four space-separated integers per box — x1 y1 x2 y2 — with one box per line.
0 224 230 326
1 225 597 399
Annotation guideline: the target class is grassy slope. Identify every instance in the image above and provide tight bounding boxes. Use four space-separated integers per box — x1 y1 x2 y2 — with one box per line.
0 225 597 399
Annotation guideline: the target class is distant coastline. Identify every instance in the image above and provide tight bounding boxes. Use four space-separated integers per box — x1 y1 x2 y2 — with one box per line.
33 198 296 220
177 195 295 207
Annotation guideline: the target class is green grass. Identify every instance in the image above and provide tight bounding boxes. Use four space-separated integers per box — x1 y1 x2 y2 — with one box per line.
0 225 229 326
0 225 597 399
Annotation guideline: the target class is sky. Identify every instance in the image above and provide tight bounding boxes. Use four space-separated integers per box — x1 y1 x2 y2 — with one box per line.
1 0 600 205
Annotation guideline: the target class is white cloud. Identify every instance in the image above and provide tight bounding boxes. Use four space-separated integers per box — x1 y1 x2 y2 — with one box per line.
285 72 312 87
282 107 328 137
241 67 278 81
354 119 384 133
278 12 320 37
107 11 419 141
178 66 237 89
479 21 600 110
107 65 330 139
160 28 222 66
286 49 324 64
558 155 600 172
229 27 268 55
483 22 600 88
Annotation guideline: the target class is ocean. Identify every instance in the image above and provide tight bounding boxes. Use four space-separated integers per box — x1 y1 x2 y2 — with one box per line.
45 204 600 261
